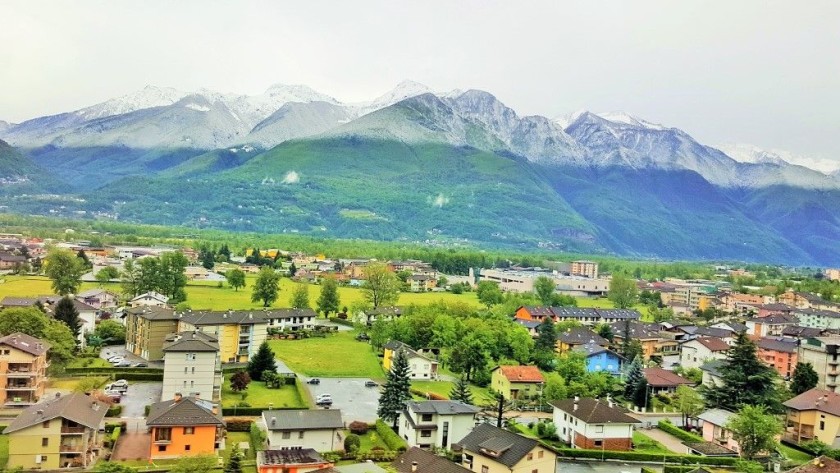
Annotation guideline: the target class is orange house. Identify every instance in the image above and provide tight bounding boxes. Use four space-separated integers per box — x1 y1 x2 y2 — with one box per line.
757 337 798 379
146 396 224 460
514 306 556 323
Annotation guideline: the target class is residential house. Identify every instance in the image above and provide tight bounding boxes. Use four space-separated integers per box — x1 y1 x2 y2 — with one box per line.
50 299 98 346
644 367 694 395
0 333 50 407
756 303 795 318
260 409 344 451
555 328 608 354
0 252 26 270
408 275 436 292
383 341 438 380
696 408 740 454
798 337 840 392
710 321 747 334
570 260 599 279
756 337 798 378
399 400 480 449
514 306 557 324
679 337 729 370
514 319 541 338
161 332 222 402
147 395 225 460
257 448 333 473
75 289 119 310
784 326 827 339
795 309 840 330
177 310 272 363
490 366 544 401
455 423 557 473
129 291 170 308
550 307 600 325
746 315 799 339
573 343 623 375
359 306 404 325
783 388 840 447
5 393 107 470
611 321 663 360
124 306 180 361
265 308 317 332
392 447 471 473
552 397 639 451
778 291 819 310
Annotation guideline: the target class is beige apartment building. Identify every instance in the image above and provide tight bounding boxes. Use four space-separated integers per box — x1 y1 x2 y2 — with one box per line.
0 333 50 407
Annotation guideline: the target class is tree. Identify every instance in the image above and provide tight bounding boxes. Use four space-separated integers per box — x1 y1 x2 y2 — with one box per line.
608 274 638 309
542 372 568 401
344 433 361 454
703 331 783 413
624 356 645 399
44 248 86 295
199 245 215 270
450 334 490 381
534 276 556 306
290 284 310 309
288 262 297 277
362 263 401 309
378 349 412 427
449 375 474 405
0 308 76 363
230 371 251 392
95 266 120 284
54 296 81 340
93 320 126 344
96 462 138 473
624 339 644 363
170 455 218 473
534 317 557 370
120 258 142 297
726 405 783 460
674 385 704 427
76 249 91 269
224 442 243 473
158 251 189 303
791 362 819 395
316 278 341 317
595 323 614 342
247 341 278 382
632 378 649 409
225 269 246 291
476 281 503 307
251 267 281 307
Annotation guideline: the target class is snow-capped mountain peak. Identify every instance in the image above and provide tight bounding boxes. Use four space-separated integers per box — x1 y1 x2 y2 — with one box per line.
596 111 668 130
368 80 432 108
75 85 189 120
717 143 840 175
261 83 339 104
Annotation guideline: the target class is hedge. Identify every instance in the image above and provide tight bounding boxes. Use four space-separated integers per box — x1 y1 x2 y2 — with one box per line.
104 422 125 433
221 406 303 416
106 405 123 417
658 420 704 443
665 466 705 473
554 447 738 465
64 367 163 374
375 419 407 452
294 378 311 407
642 467 657 473
226 418 254 432
328 317 355 327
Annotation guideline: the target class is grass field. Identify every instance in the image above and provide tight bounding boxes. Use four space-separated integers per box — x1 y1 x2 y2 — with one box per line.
778 443 813 465
0 431 8 468
410 380 495 405
268 331 383 377
633 431 671 453
66 357 112 369
347 428 389 452
222 432 256 460
221 380 306 409
48 376 108 391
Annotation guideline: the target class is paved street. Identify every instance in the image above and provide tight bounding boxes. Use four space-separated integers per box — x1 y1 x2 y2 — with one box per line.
303 377 381 423
637 427 687 453
119 382 162 418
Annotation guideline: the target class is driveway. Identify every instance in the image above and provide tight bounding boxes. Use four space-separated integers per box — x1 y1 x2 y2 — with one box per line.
638 427 688 453
118 382 162 418
101 345 163 369
303 377 380 423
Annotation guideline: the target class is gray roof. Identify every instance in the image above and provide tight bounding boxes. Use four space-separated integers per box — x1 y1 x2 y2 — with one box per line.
163 331 220 352
406 400 480 415
756 337 798 354
549 398 640 424
5 393 107 433
0 296 38 307
383 340 432 361
265 308 318 319
258 448 325 466
684 441 738 456
0 332 50 356
179 309 273 325
573 342 620 359
125 306 179 321
697 408 736 427
392 447 470 473
454 423 541 468
556 327 608 346
146 397 224 427
700 359 725 377
263 409 344 431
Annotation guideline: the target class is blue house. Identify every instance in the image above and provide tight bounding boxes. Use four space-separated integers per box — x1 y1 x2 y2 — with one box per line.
574 342 623 375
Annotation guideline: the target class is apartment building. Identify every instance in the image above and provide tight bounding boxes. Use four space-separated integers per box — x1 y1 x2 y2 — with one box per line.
161 331 222 402
399 400 479 449
798 337 840 392
570 260 599 279
124 306 180 361
0 333 50 407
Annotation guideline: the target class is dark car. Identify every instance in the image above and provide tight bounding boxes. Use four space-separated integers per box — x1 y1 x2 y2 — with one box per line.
364 380 378 387
355 333 370 341
306 378 321 385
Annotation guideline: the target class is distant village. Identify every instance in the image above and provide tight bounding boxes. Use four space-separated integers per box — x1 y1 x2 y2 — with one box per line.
1 231 840 472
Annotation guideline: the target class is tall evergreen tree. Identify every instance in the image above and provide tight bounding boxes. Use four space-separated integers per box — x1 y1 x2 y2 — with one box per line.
316 278 340 317
632 378 649 408
703 331 782 413
790 362 819 395
224 442 243 473
377 349 412 428
449 375 474 405
534 317 557 370
288 262 297 277
247 342 278 382
623 356 645 399
54 296 81 340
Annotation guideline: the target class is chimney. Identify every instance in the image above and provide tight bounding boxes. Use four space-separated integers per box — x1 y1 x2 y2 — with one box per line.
55 392 61 399
92 402 100 411
411 461 418 472
174 392 182 402
271 418 276 426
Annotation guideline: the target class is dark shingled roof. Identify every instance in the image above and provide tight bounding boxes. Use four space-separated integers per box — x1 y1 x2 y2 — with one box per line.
556 327 608 346
146 397 224 427
179 309 272 325
550 398 639 424
688 337 729 352
258 448 325 466
454 423 540 468
405 400 480 415
162 331 220 352
783 326 825 338
383 340 432 361
757 337 798 354
784 389 840 417
786 456 840 473
125 306 179 321
683 441 738 456
392 447 471 473
367 306 404 316
0 332 50 356
5 393 107 433
262 409 344 431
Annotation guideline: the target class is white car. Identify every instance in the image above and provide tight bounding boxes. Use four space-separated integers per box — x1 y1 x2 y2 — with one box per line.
109 357 125 365
106 355 124 362
111 379 129 388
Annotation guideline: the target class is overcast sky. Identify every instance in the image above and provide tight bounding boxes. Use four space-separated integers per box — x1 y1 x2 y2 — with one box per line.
2 0 838 158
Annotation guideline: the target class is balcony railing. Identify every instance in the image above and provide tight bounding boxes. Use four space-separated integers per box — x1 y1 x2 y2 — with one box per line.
60 444 84 453
61 426 87 434
6 384 36 390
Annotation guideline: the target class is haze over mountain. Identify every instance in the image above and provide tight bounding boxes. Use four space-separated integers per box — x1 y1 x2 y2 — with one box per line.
1 81 838 265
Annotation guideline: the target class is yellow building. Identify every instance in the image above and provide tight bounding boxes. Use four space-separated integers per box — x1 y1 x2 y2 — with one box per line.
784 388 840 447
178 310 272 363
5 393 107 470
0 333 50 407
124 306 180 361
490 366 544 401
457 423 556 473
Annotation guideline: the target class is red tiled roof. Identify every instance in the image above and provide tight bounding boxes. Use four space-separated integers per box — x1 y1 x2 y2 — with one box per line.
692 337 729 352
496 365 544 383
643 367 695 387
784 389 840 417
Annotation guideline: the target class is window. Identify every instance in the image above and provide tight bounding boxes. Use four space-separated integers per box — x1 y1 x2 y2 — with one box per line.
42 420 50 428
595 425 604 433
527 452 534 460
184 427 194 435
482 467 489 473
594 440 603 447
155 428 172 442
185 445 191 451
158 445 167 452
0 349 9 355
421 414 433 422
421 430 432 438
532 470 539 473
282 431 291 439
538 450 544 458
190 381 194 388
42 438 49 447
821 421 826 430
185 353 196 361
298 431 304 439
191 367 195 374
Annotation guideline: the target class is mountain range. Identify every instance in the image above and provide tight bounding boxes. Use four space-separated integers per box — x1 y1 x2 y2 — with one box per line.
1 81 839 265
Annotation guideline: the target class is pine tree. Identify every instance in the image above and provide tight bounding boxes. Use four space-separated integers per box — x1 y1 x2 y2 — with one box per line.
316 278 340 317
288 262 297 277
703 331 782 413
449 375 474 405
224 442 243 473
623 356 644 399
534 317 557 370
247 342 278 381
632 378 649 408
377 349 412 428
54 296 80 340
790 362 819 395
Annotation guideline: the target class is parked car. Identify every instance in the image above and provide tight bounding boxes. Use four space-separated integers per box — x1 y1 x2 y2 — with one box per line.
106 355 124 362
131 362 147 368
315 394 333 405
111 379 129 389
104 383 128 394
102 391 122 403
355 333 370 341
109 358 125 365
306 378 321 385
114 361 132 368
364 381 378 387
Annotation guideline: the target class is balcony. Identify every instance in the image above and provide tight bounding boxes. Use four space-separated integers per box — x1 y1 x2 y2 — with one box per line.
61 426 87 434
6 384 37 391
4 397 36 406
60 444 85 453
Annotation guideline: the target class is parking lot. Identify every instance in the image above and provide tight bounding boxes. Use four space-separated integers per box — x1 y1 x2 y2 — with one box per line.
100 345 163 369
118 382 162 418
303 377 381 423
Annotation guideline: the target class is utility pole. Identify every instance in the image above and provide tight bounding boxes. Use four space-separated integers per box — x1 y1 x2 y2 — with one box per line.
497 394 505 428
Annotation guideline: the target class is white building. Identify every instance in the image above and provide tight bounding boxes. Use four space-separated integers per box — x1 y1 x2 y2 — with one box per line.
399 400 480 450
551 397 640 451
130 291 170 308
260 409 344 451
161 331 222 402
265 308 317 331
383 341 438 380
679 337 729 370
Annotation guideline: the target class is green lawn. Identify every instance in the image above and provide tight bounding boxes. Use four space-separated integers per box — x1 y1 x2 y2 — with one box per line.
778 443 814 465
633 431 671 453
66 357 111 369
48 376 108 392
345 429 389 452
221 380 306 409
222 432 256 460
0 432 8 469
410 380 495 405
268 331 384 377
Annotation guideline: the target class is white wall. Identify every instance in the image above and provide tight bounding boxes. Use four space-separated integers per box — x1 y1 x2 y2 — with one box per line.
161 350 218 401
265 428 339 452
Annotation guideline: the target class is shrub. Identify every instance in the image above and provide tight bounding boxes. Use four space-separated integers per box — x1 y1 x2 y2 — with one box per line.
106 405 123 417
226 418 254 432
555 447 738 465
344 434 361 453
375 419 408 452
658 420 703 442
249 422 266 452
349 421 370 435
